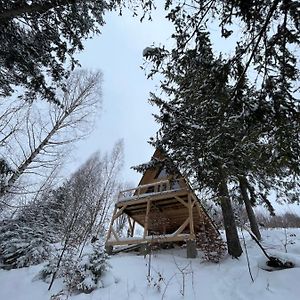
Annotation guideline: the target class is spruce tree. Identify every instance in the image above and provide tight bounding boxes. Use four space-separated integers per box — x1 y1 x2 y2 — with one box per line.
0 190 63 269
146 32 253 257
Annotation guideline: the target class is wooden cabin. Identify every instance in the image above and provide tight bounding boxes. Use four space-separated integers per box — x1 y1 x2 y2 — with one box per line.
105 149 220 258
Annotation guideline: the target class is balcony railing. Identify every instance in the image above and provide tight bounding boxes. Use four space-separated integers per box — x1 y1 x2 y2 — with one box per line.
118 178 186 202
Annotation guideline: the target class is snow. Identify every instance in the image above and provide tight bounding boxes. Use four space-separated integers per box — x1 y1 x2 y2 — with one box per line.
142 47 158 57
0 228 300 300
118 188 182 203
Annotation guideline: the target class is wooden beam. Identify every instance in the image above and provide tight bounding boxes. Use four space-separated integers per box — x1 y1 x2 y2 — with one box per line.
120 179 174 200
106 234 190 246
125 197 185 211
191 194 199 212
111 227 120 241
124 213 144 229
172 217 190 236
196 203 204 220
127 217 136 237
113 205 128 220
174 196 189 208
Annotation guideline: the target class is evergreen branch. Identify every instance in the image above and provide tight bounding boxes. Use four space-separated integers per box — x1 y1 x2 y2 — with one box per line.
0 0 76 20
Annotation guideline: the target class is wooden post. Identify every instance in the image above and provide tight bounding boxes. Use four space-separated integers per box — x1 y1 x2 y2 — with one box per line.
111 227 120 241
137 186 140 197
143 200 151 239
106 206 117 243
187 240 197 258
127 216 133 237
166 179 170 191
127 216 136 237
132 220 136 237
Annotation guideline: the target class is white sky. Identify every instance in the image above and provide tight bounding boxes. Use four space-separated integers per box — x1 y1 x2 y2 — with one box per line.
69 8 174 185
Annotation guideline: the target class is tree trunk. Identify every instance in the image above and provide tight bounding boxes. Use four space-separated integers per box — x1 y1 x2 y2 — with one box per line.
239 176 262 241
0 114 66 198
218 171 243 258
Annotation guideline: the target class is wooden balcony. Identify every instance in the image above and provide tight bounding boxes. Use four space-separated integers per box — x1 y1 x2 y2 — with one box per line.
117 178 187 204
106 178 210 246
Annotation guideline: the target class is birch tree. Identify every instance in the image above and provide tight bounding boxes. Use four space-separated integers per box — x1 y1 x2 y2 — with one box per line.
62 141 124 249
0 70 102 205
46 141 124 290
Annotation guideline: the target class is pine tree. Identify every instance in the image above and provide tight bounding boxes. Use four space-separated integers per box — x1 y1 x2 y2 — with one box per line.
0 1 110 102
0 191 63 269
145 32 254 257
40 240 109 294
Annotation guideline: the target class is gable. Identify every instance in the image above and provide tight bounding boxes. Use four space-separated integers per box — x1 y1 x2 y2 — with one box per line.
136 149 188 194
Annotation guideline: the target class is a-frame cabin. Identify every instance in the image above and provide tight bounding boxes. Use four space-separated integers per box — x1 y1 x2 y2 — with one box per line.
105 149 220 258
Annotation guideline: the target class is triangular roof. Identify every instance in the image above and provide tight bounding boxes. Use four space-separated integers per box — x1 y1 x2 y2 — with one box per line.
133 148 188 190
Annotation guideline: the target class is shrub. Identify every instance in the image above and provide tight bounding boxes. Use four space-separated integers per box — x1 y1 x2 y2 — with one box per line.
40 241 109 294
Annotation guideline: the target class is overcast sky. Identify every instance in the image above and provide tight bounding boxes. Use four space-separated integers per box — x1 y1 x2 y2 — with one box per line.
69 8 173 185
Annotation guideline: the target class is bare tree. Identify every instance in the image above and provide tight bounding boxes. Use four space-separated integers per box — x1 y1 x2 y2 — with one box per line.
69 141 124 251
48 141 124 290
0 70 102 204
0 99 25 147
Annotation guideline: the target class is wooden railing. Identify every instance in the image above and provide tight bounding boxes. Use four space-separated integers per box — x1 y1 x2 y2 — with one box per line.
118 178 185 202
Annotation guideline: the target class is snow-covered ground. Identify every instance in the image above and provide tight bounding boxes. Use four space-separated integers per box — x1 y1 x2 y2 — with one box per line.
1 228 299 300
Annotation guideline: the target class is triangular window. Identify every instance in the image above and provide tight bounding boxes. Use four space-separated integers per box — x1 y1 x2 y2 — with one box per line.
154 167 168 179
